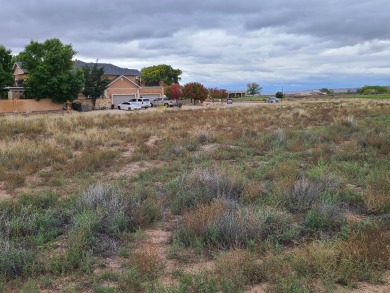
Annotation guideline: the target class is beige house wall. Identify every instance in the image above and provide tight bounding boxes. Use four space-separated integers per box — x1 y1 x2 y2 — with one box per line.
106 77 139 100
109 77 139 89
139 86 164 96
14 67 24 75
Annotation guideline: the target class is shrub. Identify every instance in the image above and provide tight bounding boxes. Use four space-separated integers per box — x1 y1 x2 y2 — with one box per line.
52 210 98 272
175 201 297 248
304 201 345 231
335 223 390 285
282 176 340 213
290 223 390 287
363 169 390 214
19 191 59 210
77 184 133 236
118 267 143 292
154 272 218 293
215 248 261 290
170 167 246 214
20 279 40 293
197 130 210 144
67 150 119 175
273 128 287 146
130 246 165 281
0 238 35 280
52 183 162 272
213 205 297 247
268 275 318 293
77 183 161 236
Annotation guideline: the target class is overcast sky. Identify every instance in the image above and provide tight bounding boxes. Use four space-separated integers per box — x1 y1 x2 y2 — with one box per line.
1 0 389 93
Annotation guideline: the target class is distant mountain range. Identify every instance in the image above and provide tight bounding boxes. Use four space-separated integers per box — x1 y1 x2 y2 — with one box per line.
264 86 390 96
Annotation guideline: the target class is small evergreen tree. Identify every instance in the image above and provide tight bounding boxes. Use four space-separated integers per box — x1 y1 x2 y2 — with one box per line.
275 91 284 99
82 63 110 109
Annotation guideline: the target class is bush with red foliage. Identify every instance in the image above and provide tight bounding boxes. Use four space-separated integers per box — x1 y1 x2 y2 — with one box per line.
183 82 208 103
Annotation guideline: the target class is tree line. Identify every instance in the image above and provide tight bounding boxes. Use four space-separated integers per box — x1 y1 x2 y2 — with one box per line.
0 38 231 105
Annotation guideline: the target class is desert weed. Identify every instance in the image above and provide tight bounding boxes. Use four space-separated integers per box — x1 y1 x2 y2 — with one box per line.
170 166 246 214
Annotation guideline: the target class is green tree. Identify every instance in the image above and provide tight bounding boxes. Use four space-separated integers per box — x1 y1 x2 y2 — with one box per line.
183 82 208 104
0 45 13 89
319 88 334 95
18 38 84 103
247 82 262 95
275 91 284 99
356 85 388 95
141 64 182 86
81 63 110 109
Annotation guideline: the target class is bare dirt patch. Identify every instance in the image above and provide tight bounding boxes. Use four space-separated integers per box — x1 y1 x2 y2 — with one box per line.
122 144 136 157
344 271 390 293
113 160 165 179
146 135 159 147
0 181 12 200
201 143 220 153
244 284 268 293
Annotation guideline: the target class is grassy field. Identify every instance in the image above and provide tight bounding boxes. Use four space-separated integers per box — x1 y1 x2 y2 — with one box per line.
0 99 389 292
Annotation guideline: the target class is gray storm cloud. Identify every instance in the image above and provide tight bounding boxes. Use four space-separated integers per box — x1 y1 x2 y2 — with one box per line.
1 0 389 91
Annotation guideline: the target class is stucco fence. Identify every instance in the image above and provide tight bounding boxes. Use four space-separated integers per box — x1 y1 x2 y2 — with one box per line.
0 99 63 114
0 97 115 114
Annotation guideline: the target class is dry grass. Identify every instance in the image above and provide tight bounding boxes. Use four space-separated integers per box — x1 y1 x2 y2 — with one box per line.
0 98 390 291
130 246 166 281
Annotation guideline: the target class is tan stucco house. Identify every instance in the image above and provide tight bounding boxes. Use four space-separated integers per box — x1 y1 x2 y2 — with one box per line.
1 61 164 113
74 60 164 108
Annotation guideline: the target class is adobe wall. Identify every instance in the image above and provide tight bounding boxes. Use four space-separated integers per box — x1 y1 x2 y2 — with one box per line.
0 100 14 113
0 99 63 113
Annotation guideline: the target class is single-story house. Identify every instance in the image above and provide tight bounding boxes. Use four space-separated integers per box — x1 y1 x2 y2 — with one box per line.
227 90 246 98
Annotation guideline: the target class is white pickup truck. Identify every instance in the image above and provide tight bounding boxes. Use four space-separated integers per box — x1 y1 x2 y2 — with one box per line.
151 97 182 108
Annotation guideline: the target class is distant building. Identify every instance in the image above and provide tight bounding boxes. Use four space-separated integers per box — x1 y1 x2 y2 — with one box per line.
228 90 246 98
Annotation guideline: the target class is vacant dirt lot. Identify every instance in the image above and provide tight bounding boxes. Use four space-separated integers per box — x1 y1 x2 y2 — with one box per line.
0 97 389 292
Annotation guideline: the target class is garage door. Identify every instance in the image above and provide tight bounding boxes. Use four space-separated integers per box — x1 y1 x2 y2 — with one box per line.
112 95 135 108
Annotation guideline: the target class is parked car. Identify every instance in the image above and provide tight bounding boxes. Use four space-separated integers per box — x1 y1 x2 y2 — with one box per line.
117 102 142 111
267 97 280 103
151 97 182 108
129 98 151 109
226 98 233 104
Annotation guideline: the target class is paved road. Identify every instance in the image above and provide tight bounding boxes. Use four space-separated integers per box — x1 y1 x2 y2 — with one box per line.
97 101 266 114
